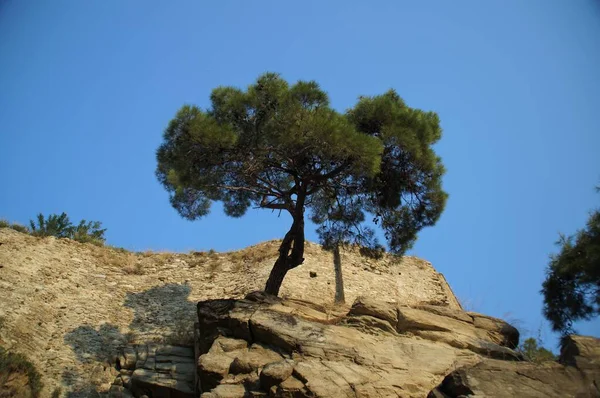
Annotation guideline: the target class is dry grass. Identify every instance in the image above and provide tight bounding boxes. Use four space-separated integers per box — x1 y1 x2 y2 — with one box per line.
92 246 178 274
123 261 144 275
187 249 215 268
206 259 221 280
145 251 175 269
227 243 277 265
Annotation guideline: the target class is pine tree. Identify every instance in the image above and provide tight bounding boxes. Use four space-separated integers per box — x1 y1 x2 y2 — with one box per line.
156 73 447 296
542 188 600 334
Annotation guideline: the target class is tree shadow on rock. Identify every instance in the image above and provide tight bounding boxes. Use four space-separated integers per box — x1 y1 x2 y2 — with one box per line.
123 283 196 344
64 323 126 365
61 368 102 398
63 325 126 397
62 283 198 395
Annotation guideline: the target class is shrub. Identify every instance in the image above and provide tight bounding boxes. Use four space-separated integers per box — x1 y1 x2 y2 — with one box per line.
30 212 73 238
29 213 106 245
518 337 556 364
0 219 9 228
71 220 106 246
0 346 43 397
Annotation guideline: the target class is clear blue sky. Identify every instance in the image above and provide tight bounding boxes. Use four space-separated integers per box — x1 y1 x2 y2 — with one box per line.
1 1 598 349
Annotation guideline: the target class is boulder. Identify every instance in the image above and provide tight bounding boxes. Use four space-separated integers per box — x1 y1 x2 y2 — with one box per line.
275 375 308 397
201 383 247 398
223 344 283 376
428 353 600 398
259 360 294 390
209 336 248 354
348 296 398 326
346 297 521 359
198 353 234 390
560 335 600 372
468 312 520 348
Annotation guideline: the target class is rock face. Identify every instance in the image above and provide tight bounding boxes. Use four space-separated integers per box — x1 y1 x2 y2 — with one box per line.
195 294 524 397
0 228 457 396
195 294 600 398
107 344 195 398
428 335 600 397
1 229 598 397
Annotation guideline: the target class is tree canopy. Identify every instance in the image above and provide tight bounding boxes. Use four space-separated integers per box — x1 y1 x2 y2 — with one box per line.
156 73 447 295
542 192 600 335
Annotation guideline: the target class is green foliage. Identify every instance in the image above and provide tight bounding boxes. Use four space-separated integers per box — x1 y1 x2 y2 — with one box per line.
156 73 447 294
310 90 447 255
30 212 73 238
542 192 600 335
0 219 9 228
72 220 106 246
518 337 556 364
29 213 106 245
359 245 386 260
0 346 43 397
157 73 382 221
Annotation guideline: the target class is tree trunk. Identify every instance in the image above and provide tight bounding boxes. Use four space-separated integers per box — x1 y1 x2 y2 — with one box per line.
264 255 289 297
333 244 345 304
264 188 307 296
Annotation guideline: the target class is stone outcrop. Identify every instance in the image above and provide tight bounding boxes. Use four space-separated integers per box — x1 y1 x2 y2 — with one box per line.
107 345 195 398
0 228 457 396
193 294 600 398
428 335 600 397
1 229 598 397
194 293 523 397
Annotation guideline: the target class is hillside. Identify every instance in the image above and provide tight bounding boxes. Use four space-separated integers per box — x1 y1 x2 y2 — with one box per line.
0 228 459 396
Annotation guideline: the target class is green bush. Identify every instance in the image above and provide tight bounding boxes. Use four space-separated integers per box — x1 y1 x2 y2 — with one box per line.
518 337 556 364
0 346 43 397
71 220 106 246
29 213 106 245
0 219 9 228
30 213 73 238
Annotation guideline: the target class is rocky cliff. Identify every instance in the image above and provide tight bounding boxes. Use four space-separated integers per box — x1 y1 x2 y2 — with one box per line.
0 228 598 397
0 228 457 396
187 294 600 397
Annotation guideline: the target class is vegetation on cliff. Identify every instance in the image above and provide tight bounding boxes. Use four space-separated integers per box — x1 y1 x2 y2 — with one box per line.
156 73 447 295
542 187 600 335
1 212 106 246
